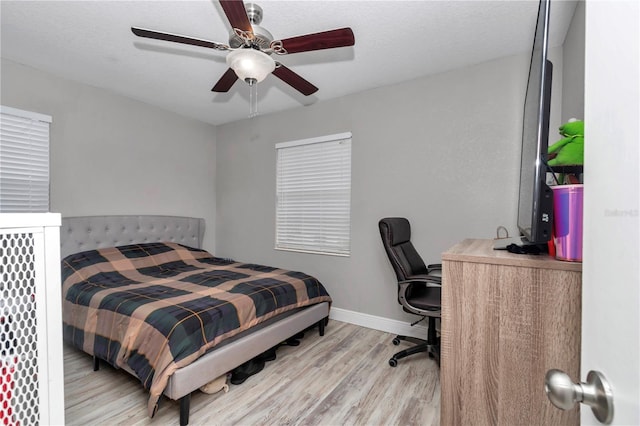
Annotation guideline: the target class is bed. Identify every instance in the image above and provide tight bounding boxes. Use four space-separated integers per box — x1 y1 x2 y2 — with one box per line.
60 215 331 425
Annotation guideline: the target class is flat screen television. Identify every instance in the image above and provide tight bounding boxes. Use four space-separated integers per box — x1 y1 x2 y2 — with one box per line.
516 0 554 245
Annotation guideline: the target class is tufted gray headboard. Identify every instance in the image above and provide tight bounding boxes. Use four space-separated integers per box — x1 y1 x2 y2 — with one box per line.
60 215 205 259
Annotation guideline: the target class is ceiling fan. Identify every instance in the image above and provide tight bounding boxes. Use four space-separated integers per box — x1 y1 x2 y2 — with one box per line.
131 1 355 97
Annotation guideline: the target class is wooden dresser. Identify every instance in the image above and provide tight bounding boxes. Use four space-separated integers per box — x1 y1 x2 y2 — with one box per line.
440 239 582 425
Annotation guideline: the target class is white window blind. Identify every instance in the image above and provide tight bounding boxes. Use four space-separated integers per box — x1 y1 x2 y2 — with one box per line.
0 106 51 213
276 132 352 256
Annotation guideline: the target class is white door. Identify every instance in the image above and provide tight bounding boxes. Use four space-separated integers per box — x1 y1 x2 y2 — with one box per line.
581 1 639 424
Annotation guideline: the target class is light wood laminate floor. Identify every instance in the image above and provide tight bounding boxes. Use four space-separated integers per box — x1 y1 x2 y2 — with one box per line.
64 320 440 425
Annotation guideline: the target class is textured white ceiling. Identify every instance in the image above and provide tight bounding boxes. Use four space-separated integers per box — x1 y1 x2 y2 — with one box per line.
1 0 577 126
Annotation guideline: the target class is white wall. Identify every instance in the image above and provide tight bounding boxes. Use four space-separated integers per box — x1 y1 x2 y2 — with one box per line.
215 51 563 322
561 0 585 121
0 58 218 251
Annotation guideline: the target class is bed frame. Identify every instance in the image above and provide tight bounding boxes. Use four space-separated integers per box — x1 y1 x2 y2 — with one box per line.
60 215 330 425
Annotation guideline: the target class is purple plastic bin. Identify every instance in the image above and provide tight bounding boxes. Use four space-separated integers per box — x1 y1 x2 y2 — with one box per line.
552 184 584 262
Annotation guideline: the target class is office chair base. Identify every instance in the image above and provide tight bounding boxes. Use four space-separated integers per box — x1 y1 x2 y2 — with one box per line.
392 335 425 346
389 335 440 367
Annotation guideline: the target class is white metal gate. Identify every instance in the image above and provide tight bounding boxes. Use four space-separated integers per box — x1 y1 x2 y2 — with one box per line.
1 231 40 426
0 214 64 426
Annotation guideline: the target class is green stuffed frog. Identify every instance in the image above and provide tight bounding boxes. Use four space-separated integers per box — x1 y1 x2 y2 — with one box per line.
547 119 584 166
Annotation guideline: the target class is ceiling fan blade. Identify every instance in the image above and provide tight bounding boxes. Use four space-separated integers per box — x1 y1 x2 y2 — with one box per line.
273 28 355 55
272 64 318 96
131 27 229 50
219 0 253 35
211 68 238 92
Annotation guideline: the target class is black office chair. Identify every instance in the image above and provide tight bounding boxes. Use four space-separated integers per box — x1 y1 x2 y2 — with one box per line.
378 217 442 367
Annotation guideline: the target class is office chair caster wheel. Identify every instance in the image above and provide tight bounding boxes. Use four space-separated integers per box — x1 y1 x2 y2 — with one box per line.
392 338 401 345
389 358 398 367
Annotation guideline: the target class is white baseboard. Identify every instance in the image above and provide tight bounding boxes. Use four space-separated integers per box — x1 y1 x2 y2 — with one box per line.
328 307 430 340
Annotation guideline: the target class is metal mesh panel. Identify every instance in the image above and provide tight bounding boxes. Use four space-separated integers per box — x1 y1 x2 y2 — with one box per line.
1 232 39 426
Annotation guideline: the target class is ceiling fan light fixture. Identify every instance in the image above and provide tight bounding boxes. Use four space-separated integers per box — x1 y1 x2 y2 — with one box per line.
226 48 275 84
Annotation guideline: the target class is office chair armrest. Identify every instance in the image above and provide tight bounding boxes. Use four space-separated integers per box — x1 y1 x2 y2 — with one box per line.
400 274 442 286
427 263 442 273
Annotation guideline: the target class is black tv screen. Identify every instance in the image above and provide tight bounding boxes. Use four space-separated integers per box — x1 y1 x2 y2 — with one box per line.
517 0 554 244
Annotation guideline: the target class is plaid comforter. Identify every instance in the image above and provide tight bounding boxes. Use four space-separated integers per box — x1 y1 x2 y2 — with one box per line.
61 242 331 417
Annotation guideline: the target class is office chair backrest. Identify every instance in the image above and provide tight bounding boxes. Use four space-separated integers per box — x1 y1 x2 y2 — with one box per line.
379 217 429 281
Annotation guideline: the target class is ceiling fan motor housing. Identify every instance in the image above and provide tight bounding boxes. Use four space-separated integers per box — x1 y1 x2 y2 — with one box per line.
228 3 273 49
245 3 263 25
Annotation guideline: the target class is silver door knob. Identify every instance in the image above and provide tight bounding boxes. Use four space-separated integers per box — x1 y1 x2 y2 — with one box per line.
545 369 614 424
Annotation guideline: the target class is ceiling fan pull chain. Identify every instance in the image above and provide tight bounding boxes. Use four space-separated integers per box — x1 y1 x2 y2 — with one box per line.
249 81 259 119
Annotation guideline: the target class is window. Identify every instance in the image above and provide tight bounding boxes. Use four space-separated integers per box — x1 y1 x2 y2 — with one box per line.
0 106 52 212
276 132 352 256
